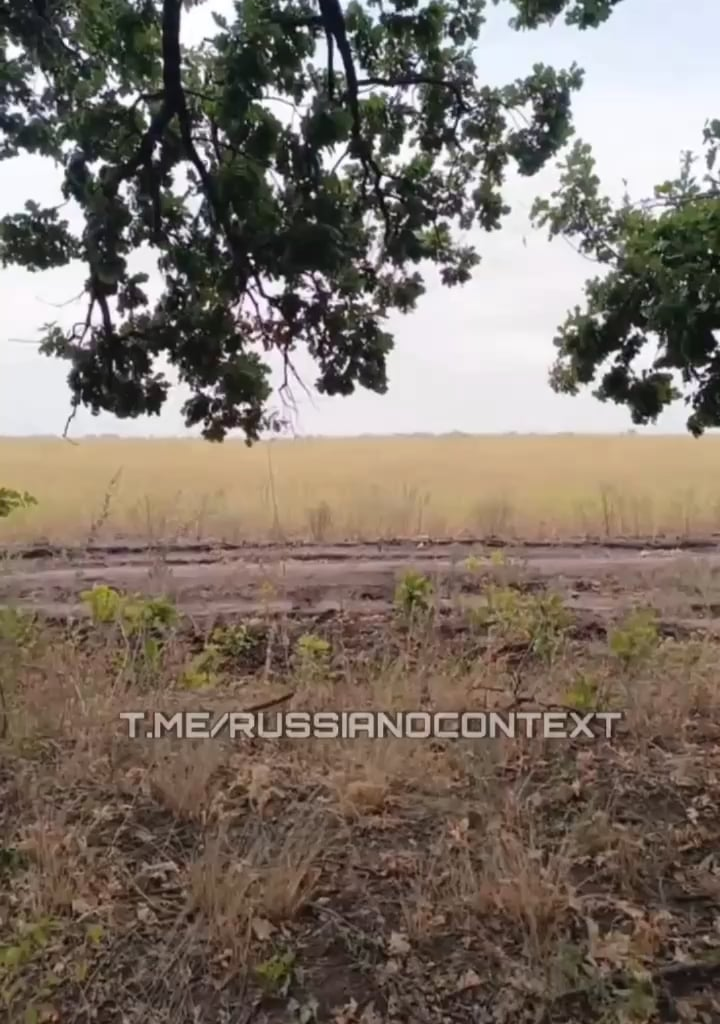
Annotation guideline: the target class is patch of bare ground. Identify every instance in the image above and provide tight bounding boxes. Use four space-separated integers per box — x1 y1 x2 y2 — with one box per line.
1 544 720 1022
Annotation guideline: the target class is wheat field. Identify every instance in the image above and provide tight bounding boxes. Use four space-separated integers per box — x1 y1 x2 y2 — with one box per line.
1 433 720 543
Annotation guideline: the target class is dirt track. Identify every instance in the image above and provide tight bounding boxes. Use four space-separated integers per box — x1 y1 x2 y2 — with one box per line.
2 538 720 631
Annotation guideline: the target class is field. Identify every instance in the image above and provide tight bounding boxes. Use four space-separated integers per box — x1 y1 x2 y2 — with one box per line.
3 434 720 543
1 435 720 1024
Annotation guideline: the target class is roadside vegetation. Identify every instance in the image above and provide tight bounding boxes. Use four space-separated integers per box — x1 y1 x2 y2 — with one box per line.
1 494 719 1022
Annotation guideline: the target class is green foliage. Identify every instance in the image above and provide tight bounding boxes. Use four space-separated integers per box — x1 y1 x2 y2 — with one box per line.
210 623 257 659
180 623 257 688
608 608 660 670
532 118 720 435
254 950 295 995
0 917 103 1020
0 917 59 1013
394 569 433 617
80 585 178 683
81 585 177 633
0 489 36 519
295 632 331 678
0 608 38 650
473 586 572 662
180 646 222 690
564 670 601 711
0 0 622 440
80 584 124 625
462 554 484 574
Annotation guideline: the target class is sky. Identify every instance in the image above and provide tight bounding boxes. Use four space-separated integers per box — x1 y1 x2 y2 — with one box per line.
0 0 716 439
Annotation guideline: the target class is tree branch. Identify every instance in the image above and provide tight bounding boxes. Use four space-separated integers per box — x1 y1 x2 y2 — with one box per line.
356 75 469 111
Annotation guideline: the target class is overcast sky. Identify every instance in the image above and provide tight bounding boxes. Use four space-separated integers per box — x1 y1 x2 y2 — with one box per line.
0 0 715 438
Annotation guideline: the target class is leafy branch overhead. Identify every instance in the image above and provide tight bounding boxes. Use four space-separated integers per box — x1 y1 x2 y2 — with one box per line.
532 121 720 436
0 0 621 440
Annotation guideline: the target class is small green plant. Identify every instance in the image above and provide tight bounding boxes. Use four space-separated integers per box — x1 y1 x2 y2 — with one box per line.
472 586 572 663
295 633 331 679
81 586 177 633
210 623 256 660
394 570 433 617
180 646 223 690
81 586 178 685
608 609 660 670
0 916 59 1012
122 594 178 632
462 554 484 573
527 591 574 662
0 607 38 650
179 624 257 689
80 584 124 625
0 915 100 1019
564 672 602 712
254 950 295 995
617 973 657 1022
0 488 36 519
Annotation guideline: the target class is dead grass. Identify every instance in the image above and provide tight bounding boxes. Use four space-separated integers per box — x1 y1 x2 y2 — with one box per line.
1 555 720 1024
4 434 720 543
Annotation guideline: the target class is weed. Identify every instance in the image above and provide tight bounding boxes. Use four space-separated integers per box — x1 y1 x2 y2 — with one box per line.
80 584 124 625
618 974 657 1022
180 646 223 690
395 570 433 618
80 585 178 686
254 950 295 996
295 633 331 679
608 609 660 671
472 586 572 663
211 623 256 660
564 671 603 712
0 916 59 1016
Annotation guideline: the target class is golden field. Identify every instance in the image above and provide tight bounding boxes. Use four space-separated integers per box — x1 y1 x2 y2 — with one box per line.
2 432 720 543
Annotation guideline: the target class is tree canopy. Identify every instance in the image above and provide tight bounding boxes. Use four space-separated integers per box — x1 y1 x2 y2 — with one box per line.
7 1 720 440
1 0 629 440
532 122 720 436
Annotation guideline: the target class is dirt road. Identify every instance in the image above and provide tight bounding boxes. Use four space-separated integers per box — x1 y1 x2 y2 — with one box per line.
1 538 719 631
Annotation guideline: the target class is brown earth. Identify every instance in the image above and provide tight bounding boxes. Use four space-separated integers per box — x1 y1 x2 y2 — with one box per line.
2 538 720 633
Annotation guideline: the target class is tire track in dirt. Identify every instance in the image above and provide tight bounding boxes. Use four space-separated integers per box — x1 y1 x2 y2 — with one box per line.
1 539 719 631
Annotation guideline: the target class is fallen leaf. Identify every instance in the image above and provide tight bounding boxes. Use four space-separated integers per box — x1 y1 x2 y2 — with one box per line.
456 968 482 991
387 930 411 956
251 916 275 942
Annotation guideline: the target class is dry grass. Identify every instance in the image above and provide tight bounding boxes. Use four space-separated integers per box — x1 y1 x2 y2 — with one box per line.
3 433 720 543
1 554 720 1023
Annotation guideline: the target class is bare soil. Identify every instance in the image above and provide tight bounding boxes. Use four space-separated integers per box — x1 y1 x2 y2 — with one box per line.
2 538 720 633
